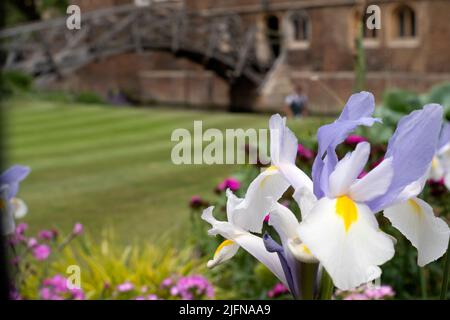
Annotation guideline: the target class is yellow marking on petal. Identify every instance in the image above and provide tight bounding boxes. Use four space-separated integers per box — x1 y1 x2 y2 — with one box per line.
265 165 278 172
214 240 234 258
260 165 278 188
431 157 439 169
335 196 358 232
408 199 422 216
300 244 312 255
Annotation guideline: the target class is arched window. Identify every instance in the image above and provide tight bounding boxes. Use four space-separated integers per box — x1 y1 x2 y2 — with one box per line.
393 5 416 38
265 15 281 57
290 12 310 41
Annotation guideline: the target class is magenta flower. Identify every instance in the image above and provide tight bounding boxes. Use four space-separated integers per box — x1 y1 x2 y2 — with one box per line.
343 293 369 300
161 278 173 288
267 283 289 298
72 223 83 235
15 223 28 235
189 195 208 209
117 281 134 293
263 214 270 223
169 275 214 300
38 230 56 241
41 275 84 300
32 244 51 261
344 135 368 145
43 275 67 292
216 178 240 192
27 237 38 248
364 285 395 299
297 144 314 160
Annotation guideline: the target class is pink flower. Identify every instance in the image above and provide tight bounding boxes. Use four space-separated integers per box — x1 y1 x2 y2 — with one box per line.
169 275 214 300
38 230 56 241
40 275 85 300
161 278 173 288
297 144 314 160
343 293 369 300
27 237 38 248
216 178 240 192
263 214 270 223
345 135 368 145
147 294 158 300
72 223 83 235
364 285 395 299
15 223 28 235
267 283 289 298
32 244 51 261
189 195 207 209
43 275 67 292
117 281 134 293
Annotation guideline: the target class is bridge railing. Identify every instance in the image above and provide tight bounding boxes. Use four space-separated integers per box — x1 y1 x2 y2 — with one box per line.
0 3 269 85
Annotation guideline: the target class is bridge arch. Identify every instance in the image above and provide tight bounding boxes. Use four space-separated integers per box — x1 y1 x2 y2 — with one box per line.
0 4 270 94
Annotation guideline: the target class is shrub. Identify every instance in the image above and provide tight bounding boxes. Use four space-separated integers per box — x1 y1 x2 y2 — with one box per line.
74 92 104 105
1 70 33 95
382 89 422 114
8 224 221 300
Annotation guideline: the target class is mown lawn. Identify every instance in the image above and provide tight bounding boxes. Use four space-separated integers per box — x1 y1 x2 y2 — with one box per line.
4 97 330 244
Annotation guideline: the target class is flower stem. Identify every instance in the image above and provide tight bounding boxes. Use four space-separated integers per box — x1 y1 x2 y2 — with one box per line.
440 239 450 300
318 269 334 300
419 268 428 300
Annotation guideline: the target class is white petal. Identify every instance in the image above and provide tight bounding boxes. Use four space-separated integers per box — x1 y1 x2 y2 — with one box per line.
11 198 28 219
268 202 300 244
207 240 240 268
201 207 288 286
349 158 394 202
269 114 314 193
429 157 445 181
328 142 370 197
269 114 297 166
230 167 289 233
293 186 317 220
278 163 314 194
298 197 395 290
383 197 450 267
395 171 429 204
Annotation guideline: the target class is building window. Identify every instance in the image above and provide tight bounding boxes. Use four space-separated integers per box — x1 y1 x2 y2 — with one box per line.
265 14 281 58
393 5 416 38
290 12 310 41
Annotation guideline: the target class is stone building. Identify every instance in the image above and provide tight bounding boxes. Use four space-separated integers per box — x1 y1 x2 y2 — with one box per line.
65 0 450 113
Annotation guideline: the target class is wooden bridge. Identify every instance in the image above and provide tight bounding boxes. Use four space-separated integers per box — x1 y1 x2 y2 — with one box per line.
0 3 273 85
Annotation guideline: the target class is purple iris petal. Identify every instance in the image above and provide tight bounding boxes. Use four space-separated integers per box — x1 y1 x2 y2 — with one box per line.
338 91 376 122
0 165 30 199
312 92 379 198
312 147 339 198
368 104 443 212
438 122 450 151
263 234 299 299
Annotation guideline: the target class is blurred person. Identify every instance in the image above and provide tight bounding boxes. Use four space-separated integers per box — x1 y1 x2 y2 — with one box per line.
284 85 308 118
